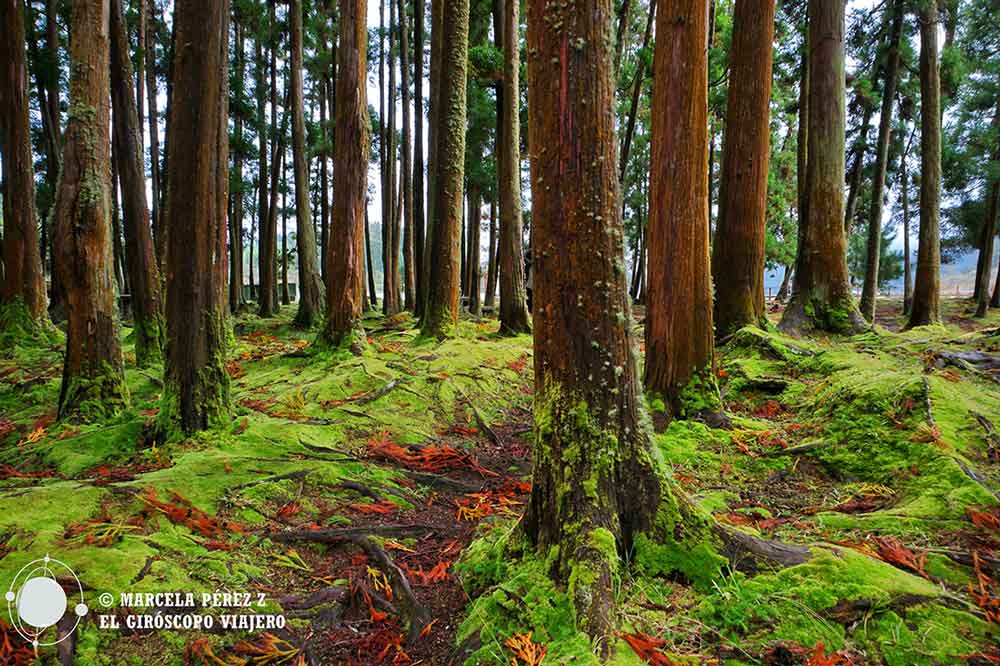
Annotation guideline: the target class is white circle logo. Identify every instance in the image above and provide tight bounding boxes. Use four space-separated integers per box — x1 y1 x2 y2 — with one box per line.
6 554 87 647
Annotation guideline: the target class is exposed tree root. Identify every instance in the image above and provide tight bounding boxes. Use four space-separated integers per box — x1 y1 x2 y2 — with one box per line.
765 439 830 457
933 350 1000 383
716 524 812 573
954 458 1000 501
269 523 441 543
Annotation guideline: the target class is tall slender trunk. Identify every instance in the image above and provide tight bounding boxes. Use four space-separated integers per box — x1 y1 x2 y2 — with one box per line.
421 0 443 323
497 0 530 333
644 0 718 412
710 0 776 337
365 208 378 307
322 0 370 345
975 104 1000 315
780 0 865 334
421 0 467 337
145 0 162 259
52 0 128 418
110 0 164 366
618 0 656 182
229 9 246 312
281 163 290 306
613 0 633 75
399 0 416 311
255 29 271 312
413 0 427 317
908 0 942 327
0 0 49 329
484 199 498 308
468 186 482 315
859 0 903 321
384 0 402 315
159 0 232 436
290 0 325 326
319 75 330 282
461 202 469 299
111 142 127 295
843 103 873 234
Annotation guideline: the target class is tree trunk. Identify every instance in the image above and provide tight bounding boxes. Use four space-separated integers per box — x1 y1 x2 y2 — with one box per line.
908 0 942 328
383 0 402 316
281 163 290 306
365 207 378 307
644 0 718 413
159 0 231 436
618 0 656 182
319 75 330 282
859 0 904 322
901 129 913 313
497 0 531 334
145 0 162 260
110 0 164 367
468 187 482 315
484 199 498 308
421 0 467 338
399 0 416 311
229 8 246 313
290 0 325 326
710 0 775 337
843 104 873 235
522 0 765 647
776 265 793 302
613 0 633 75
413 0 427 317
975 105 1000 317
111 144 127 296
460 207 469 299
0 0 49 330
52 0 128 418
421 0 443 324
322 0 369 345
780 0 865 334
255 29 273 314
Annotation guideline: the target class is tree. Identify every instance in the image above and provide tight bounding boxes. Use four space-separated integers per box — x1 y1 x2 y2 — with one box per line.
110 0 164 367
255 11 276 316
145 0 162 258
0 0 48 334
230 8 247 313
907 0 942 328
710 0 776 337
421 0 468 338
974 106 999 317
497 0 530 334
413 0 427 317
643 0 718 413
322 0 369 347
859 0 904 322
290 0 325 327
779 0 865 334
51 0 128 418
398 0 416 311
522 0 807 647
159 0 231 435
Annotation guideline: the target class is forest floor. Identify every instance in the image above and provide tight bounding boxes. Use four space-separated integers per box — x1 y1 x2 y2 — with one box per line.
1 298 999 665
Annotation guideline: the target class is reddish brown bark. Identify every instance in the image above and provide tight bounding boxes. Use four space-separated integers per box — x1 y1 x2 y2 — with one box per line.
52 0 128 418
644 0 717 410
711 0 775 337
159 0 231 435
421 0 467 338
0 0 48 326
398 0 416 311
413 0 427 317
110 0 164 367
779 0 865 334
322 0 369 347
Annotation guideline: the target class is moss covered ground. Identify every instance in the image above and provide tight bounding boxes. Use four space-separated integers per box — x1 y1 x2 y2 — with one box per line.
1 298 999 665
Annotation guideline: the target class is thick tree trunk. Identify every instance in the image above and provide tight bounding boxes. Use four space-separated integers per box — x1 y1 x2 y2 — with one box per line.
110 0 164 367
497 0 530 334
0 0 49 329
780 0 865 335
421 0 467 338
859 0 903 322
644 0 718 413
522 0 780 647
908 0 942 328
322 0 369 346
52 0 128 418
290 0 325 327
399 0 415 311
413 0 427 318
711 0 775 337
159 0 231 436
